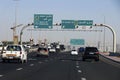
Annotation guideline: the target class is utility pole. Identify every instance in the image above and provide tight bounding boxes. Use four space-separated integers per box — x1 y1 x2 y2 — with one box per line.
103 16 106 52
11 0 20 44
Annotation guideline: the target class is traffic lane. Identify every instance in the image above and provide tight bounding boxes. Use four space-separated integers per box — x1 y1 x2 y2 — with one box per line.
76 59 120 80
0 51 51 75
0 52 70 79
0 56 79 80
0 52 120 80
59 53 120 80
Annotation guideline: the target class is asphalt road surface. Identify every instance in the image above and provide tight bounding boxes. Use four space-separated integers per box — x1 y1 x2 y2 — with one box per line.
0 52 120 80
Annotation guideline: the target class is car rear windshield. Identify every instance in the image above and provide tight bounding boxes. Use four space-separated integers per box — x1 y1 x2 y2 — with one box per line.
6 45 21 51
85 47 98 52
38 48 47 51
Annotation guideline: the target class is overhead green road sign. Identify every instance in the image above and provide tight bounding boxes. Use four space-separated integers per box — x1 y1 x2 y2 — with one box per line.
78 20 93 26
62 20 75 29
70 39 85 45
34 14 53 29
61 20 93 29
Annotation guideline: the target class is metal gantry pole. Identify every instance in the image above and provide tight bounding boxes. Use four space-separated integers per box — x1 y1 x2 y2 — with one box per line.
94 24 116 53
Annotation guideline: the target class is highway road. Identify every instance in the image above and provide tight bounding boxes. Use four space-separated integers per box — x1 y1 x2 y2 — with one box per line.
0 51 120 80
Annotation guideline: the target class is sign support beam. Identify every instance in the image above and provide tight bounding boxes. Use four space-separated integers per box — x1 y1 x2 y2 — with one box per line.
94 24 116 53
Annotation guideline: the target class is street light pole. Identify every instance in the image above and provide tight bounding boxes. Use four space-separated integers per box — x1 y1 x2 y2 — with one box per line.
12 0 19 44
20 23 34 45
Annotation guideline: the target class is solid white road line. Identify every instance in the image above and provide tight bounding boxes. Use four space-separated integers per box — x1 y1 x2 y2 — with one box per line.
16 68 23 71
81 77 86 80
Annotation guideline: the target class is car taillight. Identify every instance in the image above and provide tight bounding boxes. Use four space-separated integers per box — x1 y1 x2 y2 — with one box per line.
45 50 48 52
95 52 99 54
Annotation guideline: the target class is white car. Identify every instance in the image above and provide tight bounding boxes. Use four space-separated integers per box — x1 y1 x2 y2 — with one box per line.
1 44 27 63
37 47 49 57
71 50 78 55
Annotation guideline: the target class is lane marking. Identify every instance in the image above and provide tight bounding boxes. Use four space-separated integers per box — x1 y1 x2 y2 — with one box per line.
76 61 79 65
76 66 79 68
38 61 43 64
16 68 23 71
45 60 48 62
78 70 82 73
0 75 3 77
81 77 86 80
30 64 34 66
61 60 65 61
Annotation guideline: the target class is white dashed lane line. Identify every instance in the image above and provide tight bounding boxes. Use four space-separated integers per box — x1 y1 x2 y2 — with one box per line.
0 75 3 77
30 64 34 66
38 61 43 64
76 61 79 65
76 65 79 68
16 68 23 71
78 70 82 73
81 77 87 80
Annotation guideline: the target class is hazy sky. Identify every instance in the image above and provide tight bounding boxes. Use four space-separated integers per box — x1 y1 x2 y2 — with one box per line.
0 0 120 47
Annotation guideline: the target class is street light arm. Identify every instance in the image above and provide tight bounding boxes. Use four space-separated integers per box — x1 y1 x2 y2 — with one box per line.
11 24 23 29
94 24 116 52
20 23 34 45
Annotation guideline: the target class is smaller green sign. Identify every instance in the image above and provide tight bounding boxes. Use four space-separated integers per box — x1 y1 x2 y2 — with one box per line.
70 39 85 45
78 20 93 26
62 20 75 29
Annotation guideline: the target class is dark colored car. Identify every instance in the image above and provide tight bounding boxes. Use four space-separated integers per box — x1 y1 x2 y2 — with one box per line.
82 47 99 61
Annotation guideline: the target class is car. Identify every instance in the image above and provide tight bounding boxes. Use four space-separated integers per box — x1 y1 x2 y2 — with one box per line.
71 50 78 55
78 47 85 53
1 44 27 63
37 47 49 57
82 47 99 61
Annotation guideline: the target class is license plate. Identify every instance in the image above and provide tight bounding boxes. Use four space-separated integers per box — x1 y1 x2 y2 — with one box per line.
9 57 13 59
6 54 16 57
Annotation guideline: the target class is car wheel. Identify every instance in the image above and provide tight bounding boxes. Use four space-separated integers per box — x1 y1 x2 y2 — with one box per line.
20 59 24 63
24 60 27 63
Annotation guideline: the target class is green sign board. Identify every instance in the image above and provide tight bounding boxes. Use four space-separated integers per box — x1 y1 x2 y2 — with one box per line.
61 20 76 29
78 20 93 26
61 20 93 29
34 14 53 29
70 39 85 45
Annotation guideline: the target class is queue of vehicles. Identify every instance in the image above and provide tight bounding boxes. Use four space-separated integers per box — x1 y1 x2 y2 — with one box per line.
0 41 100 63
70 46 99 61
0 42 66 63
